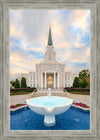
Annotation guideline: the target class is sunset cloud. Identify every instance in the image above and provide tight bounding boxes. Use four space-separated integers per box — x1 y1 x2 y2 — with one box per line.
10 10 90 80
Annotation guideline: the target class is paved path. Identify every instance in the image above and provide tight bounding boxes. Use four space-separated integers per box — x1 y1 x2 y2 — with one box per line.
10 94 32 105
66 92 90 106
10 92 90 106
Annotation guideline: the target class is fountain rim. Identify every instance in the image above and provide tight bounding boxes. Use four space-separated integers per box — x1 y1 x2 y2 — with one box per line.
26 96 73 108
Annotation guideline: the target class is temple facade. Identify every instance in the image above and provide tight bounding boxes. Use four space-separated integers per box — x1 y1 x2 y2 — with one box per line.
22 25 78 89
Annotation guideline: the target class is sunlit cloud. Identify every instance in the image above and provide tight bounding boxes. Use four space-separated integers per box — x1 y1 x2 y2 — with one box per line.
71 10 90 31
10 9 90 80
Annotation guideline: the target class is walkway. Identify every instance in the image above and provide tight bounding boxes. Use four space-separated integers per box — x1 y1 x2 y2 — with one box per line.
10 90 90 106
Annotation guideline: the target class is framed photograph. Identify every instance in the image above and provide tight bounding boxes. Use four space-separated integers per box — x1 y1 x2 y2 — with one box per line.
0 0 100 140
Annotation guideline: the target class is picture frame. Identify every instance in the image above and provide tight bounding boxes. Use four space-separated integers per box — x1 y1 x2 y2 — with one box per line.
0 0 100 140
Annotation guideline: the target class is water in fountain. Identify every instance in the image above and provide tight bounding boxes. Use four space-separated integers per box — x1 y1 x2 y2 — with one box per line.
26 88 73 127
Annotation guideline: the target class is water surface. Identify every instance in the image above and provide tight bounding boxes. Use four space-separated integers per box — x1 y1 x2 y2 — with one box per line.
29 96 71 107
10 106 90 130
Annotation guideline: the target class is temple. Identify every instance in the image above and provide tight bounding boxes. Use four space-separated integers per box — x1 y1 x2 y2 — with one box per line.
22 25 77 89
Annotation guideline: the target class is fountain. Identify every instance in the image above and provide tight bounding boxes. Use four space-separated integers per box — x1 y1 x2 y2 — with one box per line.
26 88 73 127
48 88 51 96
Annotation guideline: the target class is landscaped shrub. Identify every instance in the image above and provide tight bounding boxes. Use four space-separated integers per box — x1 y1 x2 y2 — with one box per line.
63 87 90 93
10 87 37 94
63 89 67 92
70 92 90 95
73 77 80 87
73 102 89 108
21 77 27 88
10 104 25 108
14 79 20 88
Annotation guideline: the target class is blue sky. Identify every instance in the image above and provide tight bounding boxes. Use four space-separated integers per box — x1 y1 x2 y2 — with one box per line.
10 10 90 79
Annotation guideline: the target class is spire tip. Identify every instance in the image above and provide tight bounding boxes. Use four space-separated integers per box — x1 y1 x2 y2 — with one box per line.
49 24 51 28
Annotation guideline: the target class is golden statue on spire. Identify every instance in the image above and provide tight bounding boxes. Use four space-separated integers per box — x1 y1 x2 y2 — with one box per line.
49 24 51 28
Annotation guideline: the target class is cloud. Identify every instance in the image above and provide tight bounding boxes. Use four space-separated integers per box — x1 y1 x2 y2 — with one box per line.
10 25 21 37
71 10 90 30
10 9 90 79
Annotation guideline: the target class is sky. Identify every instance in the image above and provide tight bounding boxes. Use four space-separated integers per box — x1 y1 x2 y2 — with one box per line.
10 9 90 80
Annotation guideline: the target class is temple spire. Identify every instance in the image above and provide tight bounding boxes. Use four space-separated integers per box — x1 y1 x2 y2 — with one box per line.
48 24 53 46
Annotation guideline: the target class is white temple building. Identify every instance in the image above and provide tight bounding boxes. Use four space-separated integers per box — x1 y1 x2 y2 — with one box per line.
22 25 78 89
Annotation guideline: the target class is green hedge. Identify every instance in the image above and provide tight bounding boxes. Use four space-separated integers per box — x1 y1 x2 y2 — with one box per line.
63 87 90 92
10 88 37 93
70 92 90 95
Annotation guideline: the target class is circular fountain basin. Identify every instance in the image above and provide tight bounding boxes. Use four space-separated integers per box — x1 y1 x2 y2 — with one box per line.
26 96 73 127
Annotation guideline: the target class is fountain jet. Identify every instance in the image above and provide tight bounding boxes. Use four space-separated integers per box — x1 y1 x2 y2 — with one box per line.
48 88 51 97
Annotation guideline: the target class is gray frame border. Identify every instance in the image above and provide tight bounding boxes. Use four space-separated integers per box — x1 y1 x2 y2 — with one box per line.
0 0 100 140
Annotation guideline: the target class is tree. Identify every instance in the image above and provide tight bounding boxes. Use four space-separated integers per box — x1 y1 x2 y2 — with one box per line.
79 80 83 88
79 70 90 79
21 77 27 88
80 79 88 88
14 79 20 88
73 77 80 88
10 81 15 86
82 79 88 88
86 76 90 88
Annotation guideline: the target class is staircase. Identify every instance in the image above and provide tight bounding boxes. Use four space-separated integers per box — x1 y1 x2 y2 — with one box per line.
30 89 68 98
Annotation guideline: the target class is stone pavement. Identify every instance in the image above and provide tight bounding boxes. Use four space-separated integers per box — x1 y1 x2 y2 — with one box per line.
66 92 90 106
10 90 90 106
